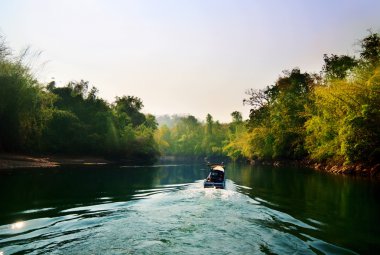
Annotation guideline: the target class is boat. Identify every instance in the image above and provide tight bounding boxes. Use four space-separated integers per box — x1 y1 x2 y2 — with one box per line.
203 163 225 189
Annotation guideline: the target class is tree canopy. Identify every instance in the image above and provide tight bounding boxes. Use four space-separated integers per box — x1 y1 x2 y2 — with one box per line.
1 31 379 166
239 31 380 165
0 37 159 162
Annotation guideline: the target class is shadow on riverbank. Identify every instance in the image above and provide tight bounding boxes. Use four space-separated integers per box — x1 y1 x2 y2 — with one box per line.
2 153 379 180
0 153 112 169
249 159 380 179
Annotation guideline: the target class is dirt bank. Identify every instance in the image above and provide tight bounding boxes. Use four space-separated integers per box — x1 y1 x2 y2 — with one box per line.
250 159 380 179
311 162 380 178
0 153 112 169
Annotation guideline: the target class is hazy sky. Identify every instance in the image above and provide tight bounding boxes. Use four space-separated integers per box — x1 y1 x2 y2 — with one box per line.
1 0 379 122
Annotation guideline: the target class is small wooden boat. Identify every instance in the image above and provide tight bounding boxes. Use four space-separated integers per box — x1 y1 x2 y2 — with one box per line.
204 163 225 189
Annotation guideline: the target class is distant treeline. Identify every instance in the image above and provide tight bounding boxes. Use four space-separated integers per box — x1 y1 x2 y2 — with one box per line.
157 32 380 166
0 36 158 162
155 112 246 159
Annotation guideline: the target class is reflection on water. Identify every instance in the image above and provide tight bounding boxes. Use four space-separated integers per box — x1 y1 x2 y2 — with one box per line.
0 163 379 254
10 222 24 230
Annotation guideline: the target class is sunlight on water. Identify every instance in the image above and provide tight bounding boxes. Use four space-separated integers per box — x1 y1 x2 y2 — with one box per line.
20 208 55 214
10 221 24 230
120 164 185 168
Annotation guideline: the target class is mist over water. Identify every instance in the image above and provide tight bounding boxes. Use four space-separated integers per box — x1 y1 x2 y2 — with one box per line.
0 164 379 254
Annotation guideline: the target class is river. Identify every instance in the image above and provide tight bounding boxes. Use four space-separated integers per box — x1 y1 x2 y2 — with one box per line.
0 163 379 254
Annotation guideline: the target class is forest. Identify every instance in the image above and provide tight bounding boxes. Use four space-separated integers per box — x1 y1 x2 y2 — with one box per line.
1 32 380 166
155 32 380 167
0 36 158 162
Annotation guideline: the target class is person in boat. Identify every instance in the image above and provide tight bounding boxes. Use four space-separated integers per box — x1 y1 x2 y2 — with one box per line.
208 168 224 182
204 163 225 188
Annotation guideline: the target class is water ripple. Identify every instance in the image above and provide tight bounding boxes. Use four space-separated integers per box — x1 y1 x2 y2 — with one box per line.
0 180 358 255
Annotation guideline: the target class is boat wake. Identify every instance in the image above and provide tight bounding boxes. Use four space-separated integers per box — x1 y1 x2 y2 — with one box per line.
0 179 358 255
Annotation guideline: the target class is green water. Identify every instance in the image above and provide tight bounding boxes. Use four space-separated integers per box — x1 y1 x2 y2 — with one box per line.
0 163 379 254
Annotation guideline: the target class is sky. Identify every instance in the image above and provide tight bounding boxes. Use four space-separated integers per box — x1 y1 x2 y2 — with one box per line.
1 0 379 122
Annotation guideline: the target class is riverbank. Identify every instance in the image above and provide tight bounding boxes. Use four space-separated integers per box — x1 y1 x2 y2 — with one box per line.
0 153 112 169
250 159 380 178
2 153 379 179
310 161 380 178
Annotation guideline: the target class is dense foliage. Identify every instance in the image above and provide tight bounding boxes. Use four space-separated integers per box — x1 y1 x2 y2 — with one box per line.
1 32 379 166
242 32 380 165
0 37 158 162
155 113 246 160
156 32 380 166
304 33 380 164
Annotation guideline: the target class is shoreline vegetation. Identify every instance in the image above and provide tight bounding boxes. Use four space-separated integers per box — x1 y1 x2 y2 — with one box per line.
154 31 380 178
0 151 378 180
1 153 379 179
0 153 111 169
1 31 380 177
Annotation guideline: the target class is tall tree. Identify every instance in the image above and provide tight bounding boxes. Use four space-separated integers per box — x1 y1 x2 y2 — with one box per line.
360 31 380 66
114 96 145 127
306 32 380 164
322 54 358 80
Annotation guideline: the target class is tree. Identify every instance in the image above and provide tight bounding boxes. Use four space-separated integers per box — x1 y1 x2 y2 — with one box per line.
114 96 145 127
202 113 225 156
0 34 160 162
155 114 229 158
243 88 270 110
173 115 202 156
305 32 380 164
155 125 173 155
231 111 242 123
322 54 358 80
206 113 213 135
0 48 55 152
223 111 251 160
244 69 316 160
144 114 158 130
0 35 10 60
360 31 380 66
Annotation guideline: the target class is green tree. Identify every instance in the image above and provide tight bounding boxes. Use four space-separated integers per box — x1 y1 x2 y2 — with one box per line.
360 31 380 66
223 111 251 160
0 35 159 163
155 114 229 158
322 54 358 80
305 32 380 164
245 69 316 160
0 46 54 152
206 113 213 135
155 124 173 155
201 113 226 156
114 96 145 127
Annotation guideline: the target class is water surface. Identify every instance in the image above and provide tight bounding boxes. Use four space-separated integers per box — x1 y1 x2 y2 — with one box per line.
0 164 379 254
